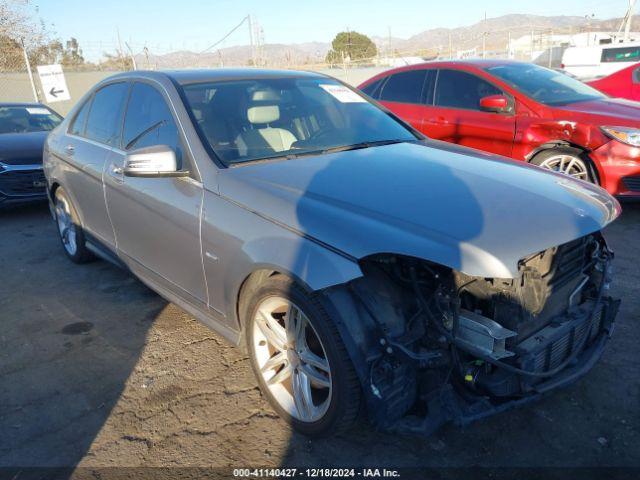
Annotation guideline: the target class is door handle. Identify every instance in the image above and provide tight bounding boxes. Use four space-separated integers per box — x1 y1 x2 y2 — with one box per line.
65 145 75 155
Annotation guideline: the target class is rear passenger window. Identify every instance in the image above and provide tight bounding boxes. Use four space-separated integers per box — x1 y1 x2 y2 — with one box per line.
69 98 92 136
435 70 501 110
360 78 385 99
84 82 129 146
379 70 428 104
123 82 183 165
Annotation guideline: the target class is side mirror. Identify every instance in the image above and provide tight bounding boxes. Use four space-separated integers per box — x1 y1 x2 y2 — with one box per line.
123 145 189 178
479 94 510 113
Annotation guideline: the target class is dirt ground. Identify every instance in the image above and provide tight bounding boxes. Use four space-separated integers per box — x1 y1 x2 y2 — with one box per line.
1 202 639 471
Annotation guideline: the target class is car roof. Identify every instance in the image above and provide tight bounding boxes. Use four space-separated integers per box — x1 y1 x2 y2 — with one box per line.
400 59 529 70
110 68 329 86
0 102 51 108
359 59 533 86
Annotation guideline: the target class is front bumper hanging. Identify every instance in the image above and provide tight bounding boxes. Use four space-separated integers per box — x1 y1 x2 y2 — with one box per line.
390 295 620 437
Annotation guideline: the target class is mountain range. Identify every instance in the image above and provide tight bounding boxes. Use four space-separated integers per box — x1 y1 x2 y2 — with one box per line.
134 14 640 69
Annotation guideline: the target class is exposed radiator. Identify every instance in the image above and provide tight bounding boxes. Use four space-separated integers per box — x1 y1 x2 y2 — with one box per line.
516 303 603 374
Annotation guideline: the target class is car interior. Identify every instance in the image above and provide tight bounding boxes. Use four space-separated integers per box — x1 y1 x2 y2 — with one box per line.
186 82 339 163
0 106 61 134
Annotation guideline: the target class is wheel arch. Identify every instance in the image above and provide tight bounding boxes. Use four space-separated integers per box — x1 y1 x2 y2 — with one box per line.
524 140 590 161
234 264 376 415
526 143 602 184
229 235 364 337
46 180 62 219
49 180 60 200
233 251 458 424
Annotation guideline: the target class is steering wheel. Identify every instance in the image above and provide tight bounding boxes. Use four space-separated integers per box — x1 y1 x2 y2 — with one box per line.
307 128 330 141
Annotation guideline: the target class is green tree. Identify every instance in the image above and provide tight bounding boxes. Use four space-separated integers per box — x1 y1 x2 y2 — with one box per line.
62 37 84 67
0 2 86 70
99 51 134 71
325 31 377 65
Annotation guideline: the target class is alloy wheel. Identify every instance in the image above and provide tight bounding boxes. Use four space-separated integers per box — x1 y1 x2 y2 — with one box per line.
538 154 590 181
252 296 332 422
55 195 78 256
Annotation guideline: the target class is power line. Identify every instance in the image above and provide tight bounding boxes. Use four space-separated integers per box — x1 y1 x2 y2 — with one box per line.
200 16 249 54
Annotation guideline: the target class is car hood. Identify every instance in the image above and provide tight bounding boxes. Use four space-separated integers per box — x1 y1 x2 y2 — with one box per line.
555 98 640 126
219 141 620 278
0 131 48 165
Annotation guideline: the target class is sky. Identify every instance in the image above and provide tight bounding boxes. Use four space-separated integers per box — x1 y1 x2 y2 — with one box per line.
32 0 634 60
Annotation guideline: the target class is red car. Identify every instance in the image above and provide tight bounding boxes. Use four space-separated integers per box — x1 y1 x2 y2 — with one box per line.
359 60 640 198
587 62 640 102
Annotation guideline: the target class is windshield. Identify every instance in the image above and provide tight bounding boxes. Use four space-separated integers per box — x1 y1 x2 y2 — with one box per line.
0 105 62 134
486 63 605 106
181 77 418 164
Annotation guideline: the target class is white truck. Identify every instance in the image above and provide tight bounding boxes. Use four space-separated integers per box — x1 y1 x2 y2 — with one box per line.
561 42 640 79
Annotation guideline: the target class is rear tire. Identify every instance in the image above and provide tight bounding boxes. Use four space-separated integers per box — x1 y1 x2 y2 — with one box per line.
530 148 598 184
243 274 361 437
54 187 94 264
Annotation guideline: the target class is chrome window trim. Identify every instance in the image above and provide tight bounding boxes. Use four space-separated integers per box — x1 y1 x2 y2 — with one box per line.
66 132 126 154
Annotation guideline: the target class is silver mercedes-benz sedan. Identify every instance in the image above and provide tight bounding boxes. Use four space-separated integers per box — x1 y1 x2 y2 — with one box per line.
44 69 621 437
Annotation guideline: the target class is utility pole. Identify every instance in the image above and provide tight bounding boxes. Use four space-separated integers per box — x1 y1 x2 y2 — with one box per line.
388 25 392 60
125 42 137 70
449 32 452 59
116 29 127 70
530 30 534 60
143 46 150 69
482 12 487 59
257 22 265 67
248 14 255 66
21 38 39 102
624 0 637 42
585 14 594 46
507 31 511 59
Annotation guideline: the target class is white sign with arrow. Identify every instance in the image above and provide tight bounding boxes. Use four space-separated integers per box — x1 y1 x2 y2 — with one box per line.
37 64 71 103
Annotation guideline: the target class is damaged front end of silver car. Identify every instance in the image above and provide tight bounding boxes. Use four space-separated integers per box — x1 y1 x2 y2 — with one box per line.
320 232 620 436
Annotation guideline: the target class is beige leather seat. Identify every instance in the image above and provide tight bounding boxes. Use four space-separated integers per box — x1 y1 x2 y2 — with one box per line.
236 91 297 157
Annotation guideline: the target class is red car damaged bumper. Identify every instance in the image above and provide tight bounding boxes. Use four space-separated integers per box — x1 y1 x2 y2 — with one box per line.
592 139 640 198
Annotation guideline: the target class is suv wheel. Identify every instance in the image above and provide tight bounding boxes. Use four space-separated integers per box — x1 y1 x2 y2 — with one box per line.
243 274 361 437
531 148 598 184
54 187 94 263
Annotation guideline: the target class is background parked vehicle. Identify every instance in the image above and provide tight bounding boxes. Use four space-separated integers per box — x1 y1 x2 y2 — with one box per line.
44 69 620 438
561 42 640 79
0 103 62 206
359 60 640 198
587 62 640 101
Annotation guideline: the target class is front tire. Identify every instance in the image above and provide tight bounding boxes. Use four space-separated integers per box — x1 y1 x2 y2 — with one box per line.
243 274 361 437
54 187 94 263
530 148 598 184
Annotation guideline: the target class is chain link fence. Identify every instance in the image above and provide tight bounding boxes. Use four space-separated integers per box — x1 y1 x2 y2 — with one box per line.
1 26 572 117
0 43 39 104
0 45 118 115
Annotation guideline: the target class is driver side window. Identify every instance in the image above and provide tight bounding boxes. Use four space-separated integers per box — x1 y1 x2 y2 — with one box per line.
123 82 184 167
435 69 501 111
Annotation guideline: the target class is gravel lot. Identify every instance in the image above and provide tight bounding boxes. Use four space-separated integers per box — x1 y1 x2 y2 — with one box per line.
1 202 639 470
